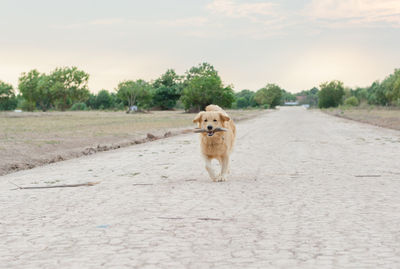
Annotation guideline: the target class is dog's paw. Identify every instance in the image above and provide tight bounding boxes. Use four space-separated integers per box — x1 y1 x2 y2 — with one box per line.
216 175 227 182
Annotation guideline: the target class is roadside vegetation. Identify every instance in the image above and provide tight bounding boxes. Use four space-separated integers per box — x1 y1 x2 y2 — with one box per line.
0 62 298 113
294 69 400 109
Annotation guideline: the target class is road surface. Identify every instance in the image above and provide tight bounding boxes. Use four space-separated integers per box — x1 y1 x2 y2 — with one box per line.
1 107 400 268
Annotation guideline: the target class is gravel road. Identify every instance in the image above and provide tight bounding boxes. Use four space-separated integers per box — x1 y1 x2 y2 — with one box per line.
1 107 400 269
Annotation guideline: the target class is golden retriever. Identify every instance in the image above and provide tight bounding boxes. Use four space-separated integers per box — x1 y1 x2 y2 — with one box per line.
193 105 236 182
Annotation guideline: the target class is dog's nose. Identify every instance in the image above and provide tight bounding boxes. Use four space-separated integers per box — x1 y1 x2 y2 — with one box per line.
207 125 213 130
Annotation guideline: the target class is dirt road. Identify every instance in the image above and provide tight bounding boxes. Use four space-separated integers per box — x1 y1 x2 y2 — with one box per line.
1 107 400 268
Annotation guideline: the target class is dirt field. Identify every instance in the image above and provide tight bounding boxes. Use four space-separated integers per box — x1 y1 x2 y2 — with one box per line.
325 106 400 131
1 107 400 268
0 109 263 176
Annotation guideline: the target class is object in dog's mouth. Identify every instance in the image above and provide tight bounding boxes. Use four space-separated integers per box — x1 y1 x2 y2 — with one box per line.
194 127 228 136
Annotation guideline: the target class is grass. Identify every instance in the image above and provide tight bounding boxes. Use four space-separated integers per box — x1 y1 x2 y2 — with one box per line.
0 109 264 176
324 105 400 131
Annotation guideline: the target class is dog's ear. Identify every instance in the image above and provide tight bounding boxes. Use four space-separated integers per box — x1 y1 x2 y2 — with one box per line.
193 112 205 123
219 113 230 122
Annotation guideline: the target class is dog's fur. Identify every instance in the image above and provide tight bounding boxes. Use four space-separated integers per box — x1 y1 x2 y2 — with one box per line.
193 105 236 182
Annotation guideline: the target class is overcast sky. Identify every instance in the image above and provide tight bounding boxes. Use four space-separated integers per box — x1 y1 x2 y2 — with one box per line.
1 0 400 93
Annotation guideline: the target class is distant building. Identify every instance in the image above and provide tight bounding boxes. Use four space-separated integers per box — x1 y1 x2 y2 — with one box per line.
284 101 299 106
296 95 307 103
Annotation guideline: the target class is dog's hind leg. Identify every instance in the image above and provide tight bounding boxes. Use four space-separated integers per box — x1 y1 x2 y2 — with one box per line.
204 157 217 182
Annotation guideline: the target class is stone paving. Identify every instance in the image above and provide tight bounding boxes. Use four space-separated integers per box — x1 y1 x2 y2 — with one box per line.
1 107 400 268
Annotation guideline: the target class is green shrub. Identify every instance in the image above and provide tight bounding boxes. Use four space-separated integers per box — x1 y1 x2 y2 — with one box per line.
344 96 359 106
318 80 345 108
21 100 36 111
0 96 18 111
70 102 87 111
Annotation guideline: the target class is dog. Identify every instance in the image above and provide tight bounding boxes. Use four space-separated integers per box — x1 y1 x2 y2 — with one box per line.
193 105 236 182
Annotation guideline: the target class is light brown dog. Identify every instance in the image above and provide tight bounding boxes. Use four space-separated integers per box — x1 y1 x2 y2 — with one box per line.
193 105 236 182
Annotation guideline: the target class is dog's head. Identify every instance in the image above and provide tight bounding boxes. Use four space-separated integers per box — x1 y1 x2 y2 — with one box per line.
193 111 230 137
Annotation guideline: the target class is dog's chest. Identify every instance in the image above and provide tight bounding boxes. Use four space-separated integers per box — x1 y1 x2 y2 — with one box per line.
202 136 226 155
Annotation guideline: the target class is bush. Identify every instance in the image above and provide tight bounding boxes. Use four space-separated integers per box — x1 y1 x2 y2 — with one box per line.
0 80 18 111
318 80 345 108
70 102 87 111
255 84 283 109
344 96 359 106
21 100 36 111
0 96 17 111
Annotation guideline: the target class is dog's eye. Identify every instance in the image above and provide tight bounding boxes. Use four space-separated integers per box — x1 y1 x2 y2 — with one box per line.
204 119 208 122
213 119 217 122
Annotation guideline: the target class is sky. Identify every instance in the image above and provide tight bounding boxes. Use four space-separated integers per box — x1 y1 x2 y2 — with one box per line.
1 0 400 93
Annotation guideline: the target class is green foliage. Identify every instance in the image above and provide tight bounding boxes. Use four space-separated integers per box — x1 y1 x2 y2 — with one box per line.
116 79 153 109
181 63 235 111
0 81 17 111
18 67 89 111
254 84 283 109
70 102 88 111
234 90 257 108
296 87 319 107
49 67 90 111
383 69 400 105
96 89 112 109
344 96 359 106
281 90 296 104
318 80 345 108
18 69 41 111
86 93 97 109
152 69 182 110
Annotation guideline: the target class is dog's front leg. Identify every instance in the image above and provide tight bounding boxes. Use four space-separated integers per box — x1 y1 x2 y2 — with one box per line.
218 155 229 182
204 157 217 182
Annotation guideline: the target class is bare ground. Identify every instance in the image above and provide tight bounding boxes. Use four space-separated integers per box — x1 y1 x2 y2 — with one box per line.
1 107 400 268
325 106 400 131
0 109 263 176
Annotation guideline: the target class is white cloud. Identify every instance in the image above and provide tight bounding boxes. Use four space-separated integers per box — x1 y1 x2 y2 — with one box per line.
306 0 400 27
206 0 277 18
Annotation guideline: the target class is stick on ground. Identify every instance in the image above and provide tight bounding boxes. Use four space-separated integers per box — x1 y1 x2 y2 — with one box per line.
10 181 99 190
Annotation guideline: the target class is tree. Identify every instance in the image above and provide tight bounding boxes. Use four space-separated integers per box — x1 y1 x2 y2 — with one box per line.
152 69 182 110
96 89 112 109
234 90 256 108
18 70 54 111
281 90 296 105
318 80 345 108
49 67 90 111
18 69 41 111
116 79 153 110
86 93 97 109
0 81 17 111
296 87 319 107
254 84 283 108
181 63 235 111
383 69 400 105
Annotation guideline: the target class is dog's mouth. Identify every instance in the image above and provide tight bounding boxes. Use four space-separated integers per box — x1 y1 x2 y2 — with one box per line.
207 130 215 136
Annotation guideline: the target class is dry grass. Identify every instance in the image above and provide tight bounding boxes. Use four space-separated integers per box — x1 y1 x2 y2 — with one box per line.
325 106 400 131
0 109 264 176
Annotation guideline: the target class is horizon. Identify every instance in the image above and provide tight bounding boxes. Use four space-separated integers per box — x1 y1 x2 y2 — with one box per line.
1 0 400 93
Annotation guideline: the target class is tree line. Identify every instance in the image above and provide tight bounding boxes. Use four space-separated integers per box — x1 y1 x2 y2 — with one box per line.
0 62 294 112
295 69 400 109
1 64 399 111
